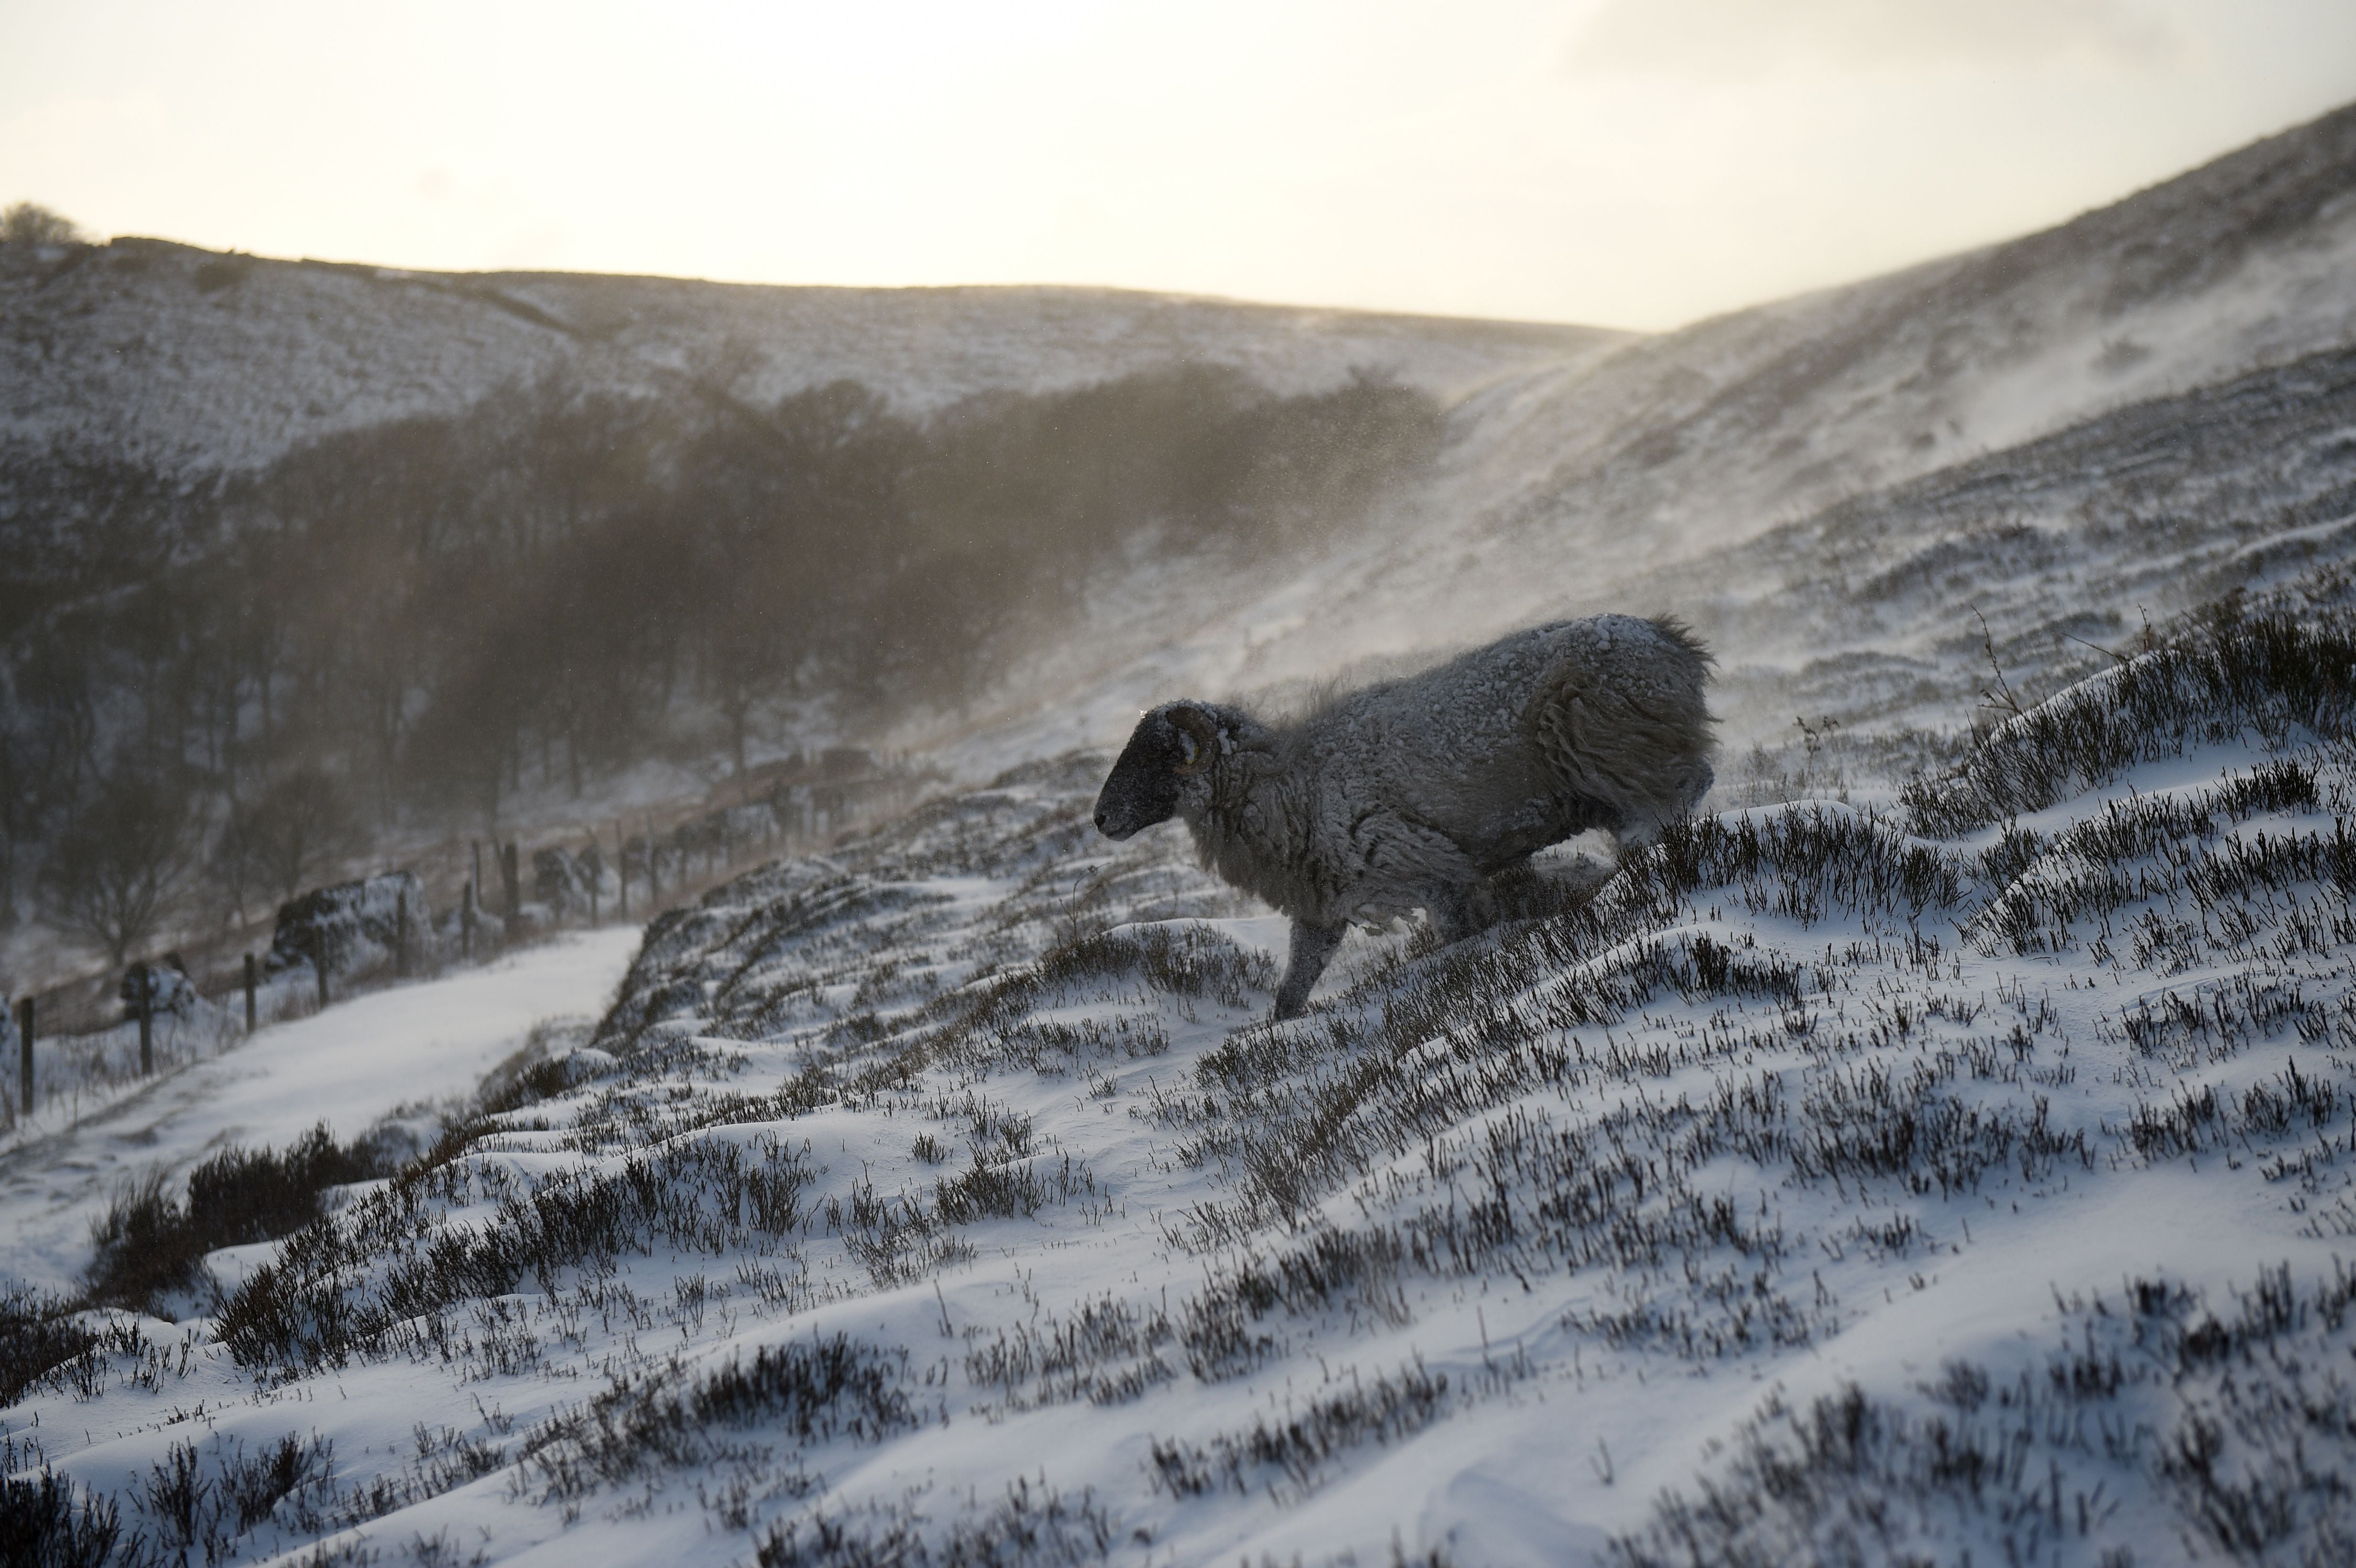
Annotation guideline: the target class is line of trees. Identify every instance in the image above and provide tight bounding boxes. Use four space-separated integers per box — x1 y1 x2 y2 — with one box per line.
0 362 1442 965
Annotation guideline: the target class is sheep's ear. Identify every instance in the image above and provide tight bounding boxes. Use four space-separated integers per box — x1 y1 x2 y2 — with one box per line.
1167 705 1220 775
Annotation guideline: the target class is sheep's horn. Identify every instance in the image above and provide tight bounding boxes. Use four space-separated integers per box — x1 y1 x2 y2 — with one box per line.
1168 705 1220 775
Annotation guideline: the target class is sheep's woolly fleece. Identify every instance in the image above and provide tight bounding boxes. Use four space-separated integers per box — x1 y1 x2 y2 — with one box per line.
1101 617 1712 995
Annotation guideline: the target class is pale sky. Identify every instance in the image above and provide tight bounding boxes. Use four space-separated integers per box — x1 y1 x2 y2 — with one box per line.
4 0 2352 330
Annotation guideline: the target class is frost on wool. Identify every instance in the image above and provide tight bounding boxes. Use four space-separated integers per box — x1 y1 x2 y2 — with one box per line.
1094 614 1718 1019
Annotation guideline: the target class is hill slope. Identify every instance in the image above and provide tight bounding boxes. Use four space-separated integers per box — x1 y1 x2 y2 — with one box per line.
0 243 1616 476
941 102 2356 773
7 602 2353 1567
1447 97 2356 577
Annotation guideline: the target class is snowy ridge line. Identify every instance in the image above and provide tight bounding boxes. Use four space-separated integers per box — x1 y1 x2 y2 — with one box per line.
1197 104 2356 716
2 237 1608 478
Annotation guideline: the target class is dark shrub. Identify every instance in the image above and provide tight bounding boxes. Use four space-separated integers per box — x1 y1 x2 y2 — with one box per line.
86 1124 393 1313
0 1284 99 1406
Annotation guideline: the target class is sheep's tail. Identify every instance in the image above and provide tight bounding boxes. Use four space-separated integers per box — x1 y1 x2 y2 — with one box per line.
1530 617 1719 847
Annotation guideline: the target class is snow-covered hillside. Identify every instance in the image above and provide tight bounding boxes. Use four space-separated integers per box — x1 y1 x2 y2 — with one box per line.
7 599 2352 1567
931 104 2356 776
1437 97 2356 577
0 243 1615 476
8 98 2356 1568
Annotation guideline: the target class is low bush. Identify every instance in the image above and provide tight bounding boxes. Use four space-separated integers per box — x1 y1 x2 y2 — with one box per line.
0 1283 100 1406
0 1470 133 1568
85 1123 396 1313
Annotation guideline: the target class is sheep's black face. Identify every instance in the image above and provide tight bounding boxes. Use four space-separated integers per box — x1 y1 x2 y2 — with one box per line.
1093 707 1210 840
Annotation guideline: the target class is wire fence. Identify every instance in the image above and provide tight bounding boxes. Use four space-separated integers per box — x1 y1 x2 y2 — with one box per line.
0 757 934 1148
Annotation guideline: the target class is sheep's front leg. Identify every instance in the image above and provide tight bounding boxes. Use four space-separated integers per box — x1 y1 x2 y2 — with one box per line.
1273 918 1345 1021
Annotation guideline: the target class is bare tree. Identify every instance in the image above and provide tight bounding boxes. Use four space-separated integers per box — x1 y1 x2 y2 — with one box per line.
41 762 199 967
1 202 85 246
243 767 359 903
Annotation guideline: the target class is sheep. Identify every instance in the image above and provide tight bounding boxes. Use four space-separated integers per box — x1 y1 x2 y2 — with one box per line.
1092 615 1716 1019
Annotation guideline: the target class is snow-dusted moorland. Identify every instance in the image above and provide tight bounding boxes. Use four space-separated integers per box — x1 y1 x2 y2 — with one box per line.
9 97 2356 1568
7 588 2353 1568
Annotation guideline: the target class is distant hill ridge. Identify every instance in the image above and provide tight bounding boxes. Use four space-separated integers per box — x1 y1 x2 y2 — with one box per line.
0 239 1620 476
7 99 2350 510
1202 101 2356 652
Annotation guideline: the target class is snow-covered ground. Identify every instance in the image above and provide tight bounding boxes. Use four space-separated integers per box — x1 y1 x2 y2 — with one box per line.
6 604 2351 1566
0 928 639 1296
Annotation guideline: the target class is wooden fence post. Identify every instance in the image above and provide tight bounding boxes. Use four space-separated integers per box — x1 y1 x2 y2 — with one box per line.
396 888 411 977
615 823 629 920
472 840 484 906
314 927 330 1009
462 881 476 960
16 996 31 1119
135 962 153 1075
244 953 258 1034
502 842 522 925
588 853 600 925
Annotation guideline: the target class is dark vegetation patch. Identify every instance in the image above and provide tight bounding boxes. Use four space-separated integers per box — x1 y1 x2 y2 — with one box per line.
6 1313 197 1411
0 1283 99 1406
964 1294 1176 1411
1968 757 2352 960
0 1425 347 1568
2111 970 2355 1073
2116 1057 2345 1165
1903 604 2356 835
1614 804 1968 930
816 1136 1104 1287
219 1133 813 1372
753 1476 1117 1568
84 1123 400 1314
122 1431 340 1567
90 1416 556 1565
906 920 1274 1082
596 873 956 1054
520 1334 917 1503
192 255 253 293
0 1466 132 1568
1147 1355 1458 1499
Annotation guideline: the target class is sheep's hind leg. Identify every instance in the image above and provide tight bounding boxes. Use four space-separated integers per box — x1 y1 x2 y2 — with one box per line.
1274 919 1345 1021
1428 882 1497 944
